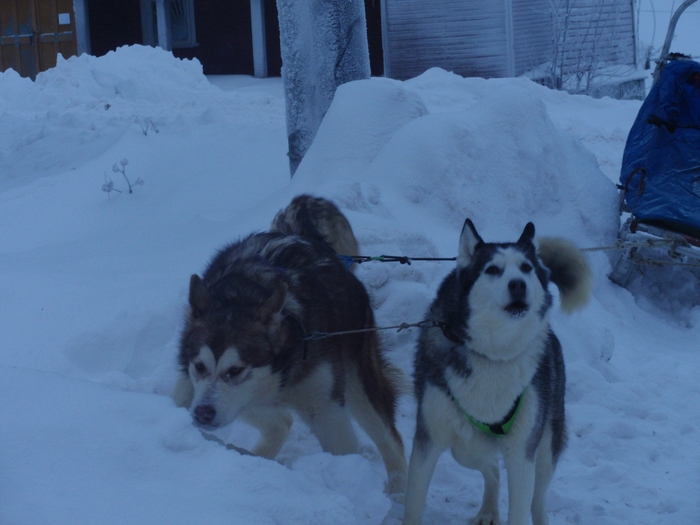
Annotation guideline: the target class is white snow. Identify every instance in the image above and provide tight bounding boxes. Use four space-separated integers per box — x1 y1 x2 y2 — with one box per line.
1 45 698 525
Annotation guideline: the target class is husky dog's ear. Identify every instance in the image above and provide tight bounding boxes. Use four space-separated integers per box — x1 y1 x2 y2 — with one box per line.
189 274 211 318
517 222 536 246
260 282 288 325
457 219 484 268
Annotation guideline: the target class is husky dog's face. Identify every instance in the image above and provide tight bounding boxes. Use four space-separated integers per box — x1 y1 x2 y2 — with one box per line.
457 220 552 360
179 275 291 429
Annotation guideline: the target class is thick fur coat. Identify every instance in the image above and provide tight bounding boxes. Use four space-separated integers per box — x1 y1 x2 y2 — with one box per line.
403 219 590 525
173 196 407 494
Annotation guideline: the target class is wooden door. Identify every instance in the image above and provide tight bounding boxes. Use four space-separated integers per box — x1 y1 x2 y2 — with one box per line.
0 0 77 79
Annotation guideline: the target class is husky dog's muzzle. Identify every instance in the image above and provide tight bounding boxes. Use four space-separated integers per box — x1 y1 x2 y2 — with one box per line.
505 278 529 318
193 404 218 428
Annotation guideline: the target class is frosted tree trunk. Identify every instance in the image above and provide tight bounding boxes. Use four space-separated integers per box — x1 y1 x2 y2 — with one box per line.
276 0 371 175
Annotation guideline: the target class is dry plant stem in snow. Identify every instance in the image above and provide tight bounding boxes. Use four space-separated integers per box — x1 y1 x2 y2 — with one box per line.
101 159 144 197
113 159 144 194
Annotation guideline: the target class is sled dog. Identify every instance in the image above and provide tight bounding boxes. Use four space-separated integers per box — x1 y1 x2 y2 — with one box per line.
173 196 407 494
403 219 591 525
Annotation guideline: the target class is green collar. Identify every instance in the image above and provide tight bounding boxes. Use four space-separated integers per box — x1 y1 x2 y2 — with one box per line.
451 389 526 437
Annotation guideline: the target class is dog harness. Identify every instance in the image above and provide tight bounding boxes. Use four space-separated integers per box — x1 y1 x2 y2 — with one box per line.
450 389 526 437
337 254 355 270
433 319 526 436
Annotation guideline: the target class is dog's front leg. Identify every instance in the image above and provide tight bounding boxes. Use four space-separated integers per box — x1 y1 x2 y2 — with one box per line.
503 449 536 525
402 438 443 525
451 436 500 524
471 461 500 525
172 375 195 408
241 407 293 459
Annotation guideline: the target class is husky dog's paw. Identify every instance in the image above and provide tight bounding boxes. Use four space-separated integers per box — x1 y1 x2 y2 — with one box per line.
471 513 499 525
380 500 405 525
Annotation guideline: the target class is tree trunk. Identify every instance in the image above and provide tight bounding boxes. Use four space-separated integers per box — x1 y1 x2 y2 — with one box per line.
276 0 371 175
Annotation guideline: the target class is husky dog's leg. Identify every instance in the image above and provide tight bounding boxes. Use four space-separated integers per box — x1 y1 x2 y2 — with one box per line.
403 386 453 525
531 427 555 525
346 370 408 495
347 331 408 495
302 402 360 455
452 454 500 524
292 362 359 454
473 462 501 525
403 437 443 525
241 407 294 459
502 448 536 525
172 375 194 408
451 438 500 524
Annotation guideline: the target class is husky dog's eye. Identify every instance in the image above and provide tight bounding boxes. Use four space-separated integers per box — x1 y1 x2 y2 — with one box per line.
484 265 502 276
223 366 245 382
194 361 207 374
520 262 533 273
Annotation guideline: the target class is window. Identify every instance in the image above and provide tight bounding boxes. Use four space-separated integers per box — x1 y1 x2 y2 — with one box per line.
169 0 197 48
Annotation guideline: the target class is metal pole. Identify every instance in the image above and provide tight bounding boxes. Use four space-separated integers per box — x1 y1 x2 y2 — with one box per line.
653 0 698 83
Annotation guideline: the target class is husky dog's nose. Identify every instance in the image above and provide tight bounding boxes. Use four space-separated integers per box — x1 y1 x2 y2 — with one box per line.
508 279 526 300
194 404 216 425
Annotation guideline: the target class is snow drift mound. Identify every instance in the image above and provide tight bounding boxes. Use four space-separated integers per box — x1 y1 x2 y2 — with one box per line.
0 45 212 113
619 258 700 325
292 69 619 256
0 45 232 188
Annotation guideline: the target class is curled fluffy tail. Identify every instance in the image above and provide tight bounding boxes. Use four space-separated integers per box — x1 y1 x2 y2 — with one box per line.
271 194 359 260
537 237 592 313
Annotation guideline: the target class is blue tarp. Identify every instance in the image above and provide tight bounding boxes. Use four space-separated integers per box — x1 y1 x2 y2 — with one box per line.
620 60 700 236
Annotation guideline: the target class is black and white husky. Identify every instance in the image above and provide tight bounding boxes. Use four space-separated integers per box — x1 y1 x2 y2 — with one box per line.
403 219 591 525
172 196 407 495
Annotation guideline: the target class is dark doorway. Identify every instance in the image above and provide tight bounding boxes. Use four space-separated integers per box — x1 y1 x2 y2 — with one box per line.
173 0 282 76
365 0 383 76
264 0 281 76
174 0 253 75
87 0 142 57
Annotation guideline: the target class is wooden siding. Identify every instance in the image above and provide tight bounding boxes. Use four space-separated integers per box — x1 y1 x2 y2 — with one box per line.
383 0 509 80
382 0 635 81
556 0 636 74
512 0 553 75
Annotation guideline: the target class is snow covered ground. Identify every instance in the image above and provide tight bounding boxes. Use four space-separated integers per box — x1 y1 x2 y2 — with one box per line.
1 45 698 525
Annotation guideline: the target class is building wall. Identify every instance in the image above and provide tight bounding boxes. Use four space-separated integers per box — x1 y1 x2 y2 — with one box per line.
383 0 635 81
512 0 554 75
74 0 635 82
382 0 554 81
1 0 79 78
555 0 636 73
383 0 510 80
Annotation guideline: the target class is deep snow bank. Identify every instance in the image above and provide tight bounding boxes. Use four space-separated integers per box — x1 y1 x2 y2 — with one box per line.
0 367 361 525
0 45 282 190
290 68 619 259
